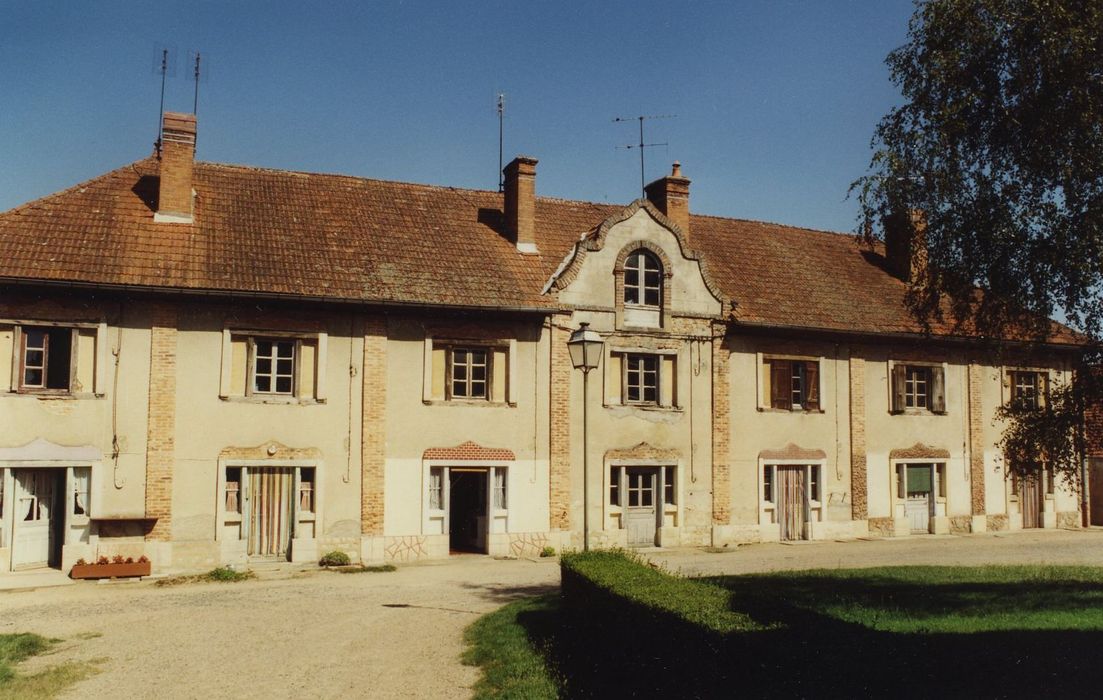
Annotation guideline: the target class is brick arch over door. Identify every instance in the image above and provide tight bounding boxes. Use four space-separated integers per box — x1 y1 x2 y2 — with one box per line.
422 441 516 461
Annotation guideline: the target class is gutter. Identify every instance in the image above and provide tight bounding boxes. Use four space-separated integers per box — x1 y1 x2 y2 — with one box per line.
0 276 561 316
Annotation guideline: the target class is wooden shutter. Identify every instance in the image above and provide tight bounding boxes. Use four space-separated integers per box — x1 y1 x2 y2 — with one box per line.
803 361 819 410
891 364 907 413
1038 372 1049 409
931 366 946 413
770 360 791 410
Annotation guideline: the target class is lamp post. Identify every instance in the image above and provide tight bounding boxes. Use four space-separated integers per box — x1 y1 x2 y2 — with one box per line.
567 322 603 551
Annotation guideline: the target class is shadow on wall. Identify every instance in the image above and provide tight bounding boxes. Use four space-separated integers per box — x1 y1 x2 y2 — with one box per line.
518 566 1103 697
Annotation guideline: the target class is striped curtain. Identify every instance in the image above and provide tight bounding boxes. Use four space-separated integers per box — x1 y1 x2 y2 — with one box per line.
248 468 293 558
778 466 806 541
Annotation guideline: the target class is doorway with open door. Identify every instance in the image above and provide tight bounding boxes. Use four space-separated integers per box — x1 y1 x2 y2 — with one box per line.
449 469 488 553
10 469 65 570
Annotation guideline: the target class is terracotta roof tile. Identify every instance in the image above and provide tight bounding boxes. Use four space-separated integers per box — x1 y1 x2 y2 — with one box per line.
0 157 1079 344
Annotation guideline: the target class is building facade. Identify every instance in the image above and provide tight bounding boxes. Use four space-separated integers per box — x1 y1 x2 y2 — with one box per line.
0 113 1083 575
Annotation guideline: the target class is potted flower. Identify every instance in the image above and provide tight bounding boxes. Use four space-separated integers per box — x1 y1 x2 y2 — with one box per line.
70 554 152 580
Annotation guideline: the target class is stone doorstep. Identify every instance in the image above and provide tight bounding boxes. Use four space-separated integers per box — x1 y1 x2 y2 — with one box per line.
0 569 75 592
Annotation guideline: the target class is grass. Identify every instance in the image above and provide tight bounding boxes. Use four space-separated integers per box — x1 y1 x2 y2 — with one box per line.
464 553 1103 697
155 566 256 587
0 633 98 699
335 563 397 574
462 596 561 700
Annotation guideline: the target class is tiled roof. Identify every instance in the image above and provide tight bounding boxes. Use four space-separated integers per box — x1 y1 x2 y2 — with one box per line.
0 157 1079 344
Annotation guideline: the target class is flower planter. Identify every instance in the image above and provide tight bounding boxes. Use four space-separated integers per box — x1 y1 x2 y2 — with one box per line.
70 561 152 580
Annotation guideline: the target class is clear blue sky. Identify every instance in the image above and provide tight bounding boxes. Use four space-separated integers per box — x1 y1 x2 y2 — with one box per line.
0 0 915 233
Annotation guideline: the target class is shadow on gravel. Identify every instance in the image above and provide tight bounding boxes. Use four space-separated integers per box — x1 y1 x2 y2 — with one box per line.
512 574 1103 698
460 582 559 604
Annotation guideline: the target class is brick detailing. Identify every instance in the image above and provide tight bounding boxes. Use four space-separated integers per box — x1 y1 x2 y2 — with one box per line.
144 304 177 541
548 315 572 530
361 317 386 535
712 326 731 525
604 442 681 462
759 444 827 461
423 441 516 461
967 363 986 515
867 517 894 536
158 112 196 218
849 355 868 520
889 443 951 460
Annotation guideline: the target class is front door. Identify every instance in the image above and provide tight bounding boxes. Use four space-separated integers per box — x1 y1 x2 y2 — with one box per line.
12 469 62 570
1020 474 1043 529
905 465 933 533
449 469 488 553
247 468 294 559
777 466 806 541
625 468 658 547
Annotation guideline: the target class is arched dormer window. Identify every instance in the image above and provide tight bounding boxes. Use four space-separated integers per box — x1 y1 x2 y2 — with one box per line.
624 249 662 308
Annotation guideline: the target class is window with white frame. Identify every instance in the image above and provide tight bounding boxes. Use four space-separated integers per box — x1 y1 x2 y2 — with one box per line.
72 467 90 516
623 249 662 308
1009 371 1046 410
299 468 315 513
449 347 489 400
625 354 660 404
762 464 822 504
492 469 507 509
225 467 242 513
891 363 946 413
766 358 820 410
429 467 444 511
18 326 75 392
252 339 296 395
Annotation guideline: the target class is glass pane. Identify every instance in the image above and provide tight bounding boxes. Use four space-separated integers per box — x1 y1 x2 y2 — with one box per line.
256 358 272 375
453 364 467 380
642 486 653 507
277 342 294 358
275 377 293 394
24 369 43 386
472 365 485 381
25 350 44 366
644 288 660 306
276 359 293 375
256 341 272 357
644 269 660 287
255 376 271 392
452 381 466 397
470 380 486 397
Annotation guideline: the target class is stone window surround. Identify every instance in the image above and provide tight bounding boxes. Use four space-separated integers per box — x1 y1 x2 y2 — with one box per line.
755 352 826 413
758 458 826 527
604 457 681 530
604 342 681 411
213 457 322 544
1001 366 1054 409
218 328 328 404
421 459 513 538
612 240 673 331
422 337 518 406
2 319 108 399
886 359 949 416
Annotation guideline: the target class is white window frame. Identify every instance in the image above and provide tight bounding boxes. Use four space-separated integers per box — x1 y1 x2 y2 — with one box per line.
219 329 327 401
422 461 512 537
623 249 663 309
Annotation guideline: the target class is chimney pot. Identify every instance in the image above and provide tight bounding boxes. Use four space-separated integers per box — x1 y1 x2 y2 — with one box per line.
155 112 197 224
644 162 691 236
503 155 538 254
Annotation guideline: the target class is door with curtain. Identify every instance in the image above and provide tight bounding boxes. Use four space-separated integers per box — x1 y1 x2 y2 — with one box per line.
777 466 806 541
247 468 294 559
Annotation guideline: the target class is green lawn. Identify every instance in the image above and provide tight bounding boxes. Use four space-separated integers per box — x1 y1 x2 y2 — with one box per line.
0 633 96 699
464 561 1103 698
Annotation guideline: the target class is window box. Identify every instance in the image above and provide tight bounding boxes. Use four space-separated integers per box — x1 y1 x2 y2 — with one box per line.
70 559 151 580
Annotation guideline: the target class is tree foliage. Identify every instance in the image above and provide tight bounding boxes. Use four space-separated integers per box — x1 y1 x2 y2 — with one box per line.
855 0 1103 484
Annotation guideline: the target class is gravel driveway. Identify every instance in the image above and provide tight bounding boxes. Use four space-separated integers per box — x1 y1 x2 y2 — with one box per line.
1 529 1100 699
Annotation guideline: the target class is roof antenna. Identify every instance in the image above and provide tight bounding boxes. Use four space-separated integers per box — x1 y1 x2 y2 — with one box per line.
614 114 676 197
192 51 201 115
497 93 505 192
155 48 168 156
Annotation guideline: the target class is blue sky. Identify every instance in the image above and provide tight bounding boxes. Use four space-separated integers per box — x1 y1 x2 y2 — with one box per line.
0 0 915 233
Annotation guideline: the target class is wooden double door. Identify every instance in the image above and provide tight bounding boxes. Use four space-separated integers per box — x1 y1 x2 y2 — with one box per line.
1019 474 1044 529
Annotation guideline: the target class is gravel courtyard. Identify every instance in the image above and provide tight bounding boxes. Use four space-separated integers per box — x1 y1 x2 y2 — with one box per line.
1 529 1100 699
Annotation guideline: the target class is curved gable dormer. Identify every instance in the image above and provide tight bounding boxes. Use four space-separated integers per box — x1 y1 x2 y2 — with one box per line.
547 199 725 329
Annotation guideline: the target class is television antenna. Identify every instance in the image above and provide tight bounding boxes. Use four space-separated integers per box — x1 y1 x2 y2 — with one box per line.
191 51 202 115
614 114 676 197
497 93 505 192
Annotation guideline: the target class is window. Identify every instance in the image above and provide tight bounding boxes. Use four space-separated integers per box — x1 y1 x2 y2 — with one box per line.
493 469 507 509
896 463 946 498
429 467 443 511
299 468 315 512
763 466 774 503
609 468 621 506
449 347 489 400
225 467 241 513
891 364 946 413
252 339 296 395
627 471 654 507
625 354 659 404
768 359 819 410
624 249 662 307
19 326 74 391
809 465 821 502
72 467 90 516
1010 371 1044 410
663 466 676 505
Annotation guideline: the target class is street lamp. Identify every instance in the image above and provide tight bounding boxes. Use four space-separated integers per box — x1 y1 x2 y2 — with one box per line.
567 322 603 551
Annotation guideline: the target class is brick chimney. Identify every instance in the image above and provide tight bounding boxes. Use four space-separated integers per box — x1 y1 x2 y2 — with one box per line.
503 156 538 254
884 209 928 284
155 112 197 224
644 162 691 235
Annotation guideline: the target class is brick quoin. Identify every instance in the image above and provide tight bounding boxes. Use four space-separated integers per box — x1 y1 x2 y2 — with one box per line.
361 317 386 536
711 326 731 525
849 354 868 520
548 314 571 531
968 363 986 515
145 304 178 541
